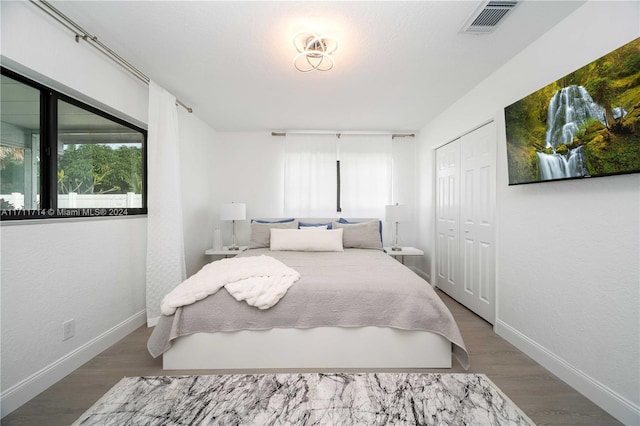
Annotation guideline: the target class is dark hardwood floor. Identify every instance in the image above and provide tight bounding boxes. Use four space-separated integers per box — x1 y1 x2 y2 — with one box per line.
2 291 620 425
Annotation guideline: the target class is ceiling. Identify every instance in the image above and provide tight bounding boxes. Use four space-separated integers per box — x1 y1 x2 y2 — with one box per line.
48 1 585 132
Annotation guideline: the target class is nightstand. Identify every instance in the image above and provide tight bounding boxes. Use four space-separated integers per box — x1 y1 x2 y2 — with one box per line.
384 246 424 264
205 246 248 258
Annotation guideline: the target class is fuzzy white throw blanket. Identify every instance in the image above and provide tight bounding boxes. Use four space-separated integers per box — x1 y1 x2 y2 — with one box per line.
160 255 300 315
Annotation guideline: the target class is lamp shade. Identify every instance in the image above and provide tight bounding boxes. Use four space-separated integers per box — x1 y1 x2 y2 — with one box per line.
220 203 246 221
385 204 409 223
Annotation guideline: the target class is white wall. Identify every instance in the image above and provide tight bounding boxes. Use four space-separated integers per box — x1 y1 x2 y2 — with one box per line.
210 132 419 255
417 2 639 424
0 1 148 127
178 110 221 277
210 132 286 246
391 136 422 275
0 0 218 416
0 218 147 415
0 1 149 417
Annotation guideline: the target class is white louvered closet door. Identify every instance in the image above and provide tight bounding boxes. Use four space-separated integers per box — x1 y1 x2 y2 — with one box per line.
435 121 496 324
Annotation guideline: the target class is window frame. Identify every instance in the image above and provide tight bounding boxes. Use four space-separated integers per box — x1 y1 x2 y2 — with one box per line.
1 67 147 221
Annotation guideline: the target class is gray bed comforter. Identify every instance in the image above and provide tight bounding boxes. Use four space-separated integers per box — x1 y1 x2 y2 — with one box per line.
147 248 470 369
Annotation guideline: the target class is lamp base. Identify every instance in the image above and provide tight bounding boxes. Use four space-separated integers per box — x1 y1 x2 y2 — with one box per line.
391 246 402 251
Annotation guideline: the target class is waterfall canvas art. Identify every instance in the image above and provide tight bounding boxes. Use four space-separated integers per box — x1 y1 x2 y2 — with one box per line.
504 37 640 185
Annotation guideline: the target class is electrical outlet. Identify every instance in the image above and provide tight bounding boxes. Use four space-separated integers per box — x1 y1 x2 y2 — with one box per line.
62 319 75 341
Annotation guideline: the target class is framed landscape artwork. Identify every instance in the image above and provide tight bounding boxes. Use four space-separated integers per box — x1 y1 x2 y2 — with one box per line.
504 37 640 185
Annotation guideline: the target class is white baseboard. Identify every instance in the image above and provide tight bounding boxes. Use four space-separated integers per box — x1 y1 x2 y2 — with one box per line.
0 310 146 418
495 319 640 425
412 266 431 283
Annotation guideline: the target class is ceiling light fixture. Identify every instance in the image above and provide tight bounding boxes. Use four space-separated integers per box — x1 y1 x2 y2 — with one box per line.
293 31 338 72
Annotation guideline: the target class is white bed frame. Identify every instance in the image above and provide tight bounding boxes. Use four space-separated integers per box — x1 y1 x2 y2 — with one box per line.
163 327 452 370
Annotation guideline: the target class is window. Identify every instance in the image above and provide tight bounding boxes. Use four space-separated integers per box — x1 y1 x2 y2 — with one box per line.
339 135 392 218
0 68 146 220
57 100 144 209
283 134 392 218
283 134 337 217
0 74 40 211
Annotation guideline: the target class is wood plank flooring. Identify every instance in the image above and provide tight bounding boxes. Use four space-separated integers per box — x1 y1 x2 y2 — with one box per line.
2 291 621 425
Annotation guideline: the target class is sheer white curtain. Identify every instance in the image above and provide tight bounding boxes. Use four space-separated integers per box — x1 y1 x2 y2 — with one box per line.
145 81 186 326
283 134 337 217
339 135 392 218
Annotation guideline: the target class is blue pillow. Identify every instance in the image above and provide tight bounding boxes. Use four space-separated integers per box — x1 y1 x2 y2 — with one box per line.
299 221 332 229
251 218 295 224
337 218 382 242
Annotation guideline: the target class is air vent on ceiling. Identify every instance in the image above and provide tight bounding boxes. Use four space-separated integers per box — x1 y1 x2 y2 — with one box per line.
460 1 519 34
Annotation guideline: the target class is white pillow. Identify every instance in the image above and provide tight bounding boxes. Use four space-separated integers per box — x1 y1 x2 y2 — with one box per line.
299 225 329 230
270 228 344 252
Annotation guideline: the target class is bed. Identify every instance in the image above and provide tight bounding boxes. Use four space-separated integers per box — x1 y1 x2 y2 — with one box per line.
147 219 469 370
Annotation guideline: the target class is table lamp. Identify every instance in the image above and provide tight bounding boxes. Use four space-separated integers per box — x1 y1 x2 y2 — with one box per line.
385 203 409 251
220 202 246 250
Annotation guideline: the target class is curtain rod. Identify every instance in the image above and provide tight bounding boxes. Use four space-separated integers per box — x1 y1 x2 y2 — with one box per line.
29 0 193 114
271 131 415 140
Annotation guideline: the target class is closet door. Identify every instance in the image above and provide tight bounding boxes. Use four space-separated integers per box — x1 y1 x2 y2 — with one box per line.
435 140 460 299
458 123 496 324
435 122 496 324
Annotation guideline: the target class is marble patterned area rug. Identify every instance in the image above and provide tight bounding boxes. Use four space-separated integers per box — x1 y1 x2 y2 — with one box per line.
73 373 535 425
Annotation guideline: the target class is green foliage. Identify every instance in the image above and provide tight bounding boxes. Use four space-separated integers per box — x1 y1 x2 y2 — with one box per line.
555 144 569 155
505 89 550 149
506 142 539 184
577 93 640 175
1 160 25 193
584 130 640 175
611 41 640 78
0 146 26 193
58 144 143 194
621 54 640 78
574 117 605 140
584 77 613 105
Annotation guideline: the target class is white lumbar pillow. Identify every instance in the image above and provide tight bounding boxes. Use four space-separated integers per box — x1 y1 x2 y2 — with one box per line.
270 228 344 252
